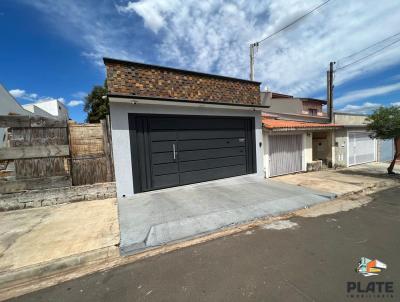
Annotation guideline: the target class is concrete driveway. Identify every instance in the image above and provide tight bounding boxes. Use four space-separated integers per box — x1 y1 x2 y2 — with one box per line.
118 175 335 255
274 162 400 196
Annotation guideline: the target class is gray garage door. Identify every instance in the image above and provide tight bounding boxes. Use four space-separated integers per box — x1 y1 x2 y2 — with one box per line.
268 134 303 177
348 132 376 166
129 114 256 192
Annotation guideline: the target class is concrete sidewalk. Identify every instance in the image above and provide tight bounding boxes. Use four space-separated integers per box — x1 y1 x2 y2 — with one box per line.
0 199 119 289
274 162 400 196
118 175 335 255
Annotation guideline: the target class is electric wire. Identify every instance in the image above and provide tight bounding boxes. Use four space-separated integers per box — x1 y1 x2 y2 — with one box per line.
254 0 332 45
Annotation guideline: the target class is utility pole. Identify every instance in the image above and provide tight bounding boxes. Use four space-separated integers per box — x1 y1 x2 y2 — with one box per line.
327 61 335 123
249 42 259 81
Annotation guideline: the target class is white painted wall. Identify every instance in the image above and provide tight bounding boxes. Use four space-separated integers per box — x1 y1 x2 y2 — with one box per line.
110 99 264 198
23 100 69 120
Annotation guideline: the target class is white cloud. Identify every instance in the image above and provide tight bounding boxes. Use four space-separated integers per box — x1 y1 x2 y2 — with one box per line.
334 82 400 106
22 0 400 98
118 0 400 96
337 102 382 114
67 100 84 107
117 0 170 33
9 89 39 101
391 102 400 106
72 91 87 99
9 89 26 98
9 88 69 105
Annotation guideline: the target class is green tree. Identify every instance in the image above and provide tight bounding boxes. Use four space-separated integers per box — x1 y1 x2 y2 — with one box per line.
367 106 400 174
84 82 108 123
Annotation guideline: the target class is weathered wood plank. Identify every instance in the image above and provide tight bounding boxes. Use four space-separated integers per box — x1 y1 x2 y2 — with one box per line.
15 157 69 179
10 128 68 147
0 116 67 128
71 157 108 185
0 145 69 160
0 116 30 128
0 176 72 194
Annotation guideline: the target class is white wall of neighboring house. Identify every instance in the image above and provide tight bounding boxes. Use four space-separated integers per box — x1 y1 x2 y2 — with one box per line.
23 100 69 120
0 84 31 147
22 104 55 119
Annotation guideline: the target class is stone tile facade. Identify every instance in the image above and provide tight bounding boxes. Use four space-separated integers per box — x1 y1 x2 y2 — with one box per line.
104 58 261 106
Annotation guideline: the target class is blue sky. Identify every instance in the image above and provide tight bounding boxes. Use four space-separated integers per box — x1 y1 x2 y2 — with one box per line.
1 0 400 122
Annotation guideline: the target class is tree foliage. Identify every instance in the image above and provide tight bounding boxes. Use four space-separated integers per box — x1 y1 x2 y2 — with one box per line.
84 82 108 123
366 106 400 139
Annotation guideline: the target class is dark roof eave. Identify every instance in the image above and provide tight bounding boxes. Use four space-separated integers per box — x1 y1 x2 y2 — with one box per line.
103 57 261 85
108 93 270 109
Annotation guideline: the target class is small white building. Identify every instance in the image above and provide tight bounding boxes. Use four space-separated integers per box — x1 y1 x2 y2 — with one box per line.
23 99 69 120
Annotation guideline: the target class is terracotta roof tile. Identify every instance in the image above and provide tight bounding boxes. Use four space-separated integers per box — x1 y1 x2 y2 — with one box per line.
262 117 342 130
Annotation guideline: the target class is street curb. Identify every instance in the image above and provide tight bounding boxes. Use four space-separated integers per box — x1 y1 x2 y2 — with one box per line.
0 245 119 292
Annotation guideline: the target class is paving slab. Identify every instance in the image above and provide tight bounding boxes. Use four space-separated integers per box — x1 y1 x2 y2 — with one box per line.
0 199 119 274
118 175 335 255
274 162 400 195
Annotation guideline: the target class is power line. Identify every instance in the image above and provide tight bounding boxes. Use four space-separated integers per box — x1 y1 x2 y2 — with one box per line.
336 31 400 63
336 38 400 71
255 0 332 45
249 0 332 80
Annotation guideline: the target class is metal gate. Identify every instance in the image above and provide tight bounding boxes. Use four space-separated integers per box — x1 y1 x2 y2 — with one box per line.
268 134 303 177
348 131 376 166
378 139 394 162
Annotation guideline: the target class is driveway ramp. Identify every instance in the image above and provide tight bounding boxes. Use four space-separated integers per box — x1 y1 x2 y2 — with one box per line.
118 175 334 255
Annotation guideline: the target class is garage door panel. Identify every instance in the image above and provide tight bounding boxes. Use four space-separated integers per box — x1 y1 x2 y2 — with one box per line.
150 130 177 142
178 138 245 151
179 156 246 172
178 129 245 140
179 147 246 161
176 118 246 130
152 162 179 176
269 135 303 177
151 141 176 153
152 152 176 164
130 114 255 192
149 118 177 130
349 132 376 166
152 174 180 189
180 165 246 185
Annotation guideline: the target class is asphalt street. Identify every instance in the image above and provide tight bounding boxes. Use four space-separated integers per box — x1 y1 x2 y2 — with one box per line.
9 186 400 302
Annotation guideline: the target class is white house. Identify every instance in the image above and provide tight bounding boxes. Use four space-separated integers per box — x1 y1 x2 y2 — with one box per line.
104 58 266 198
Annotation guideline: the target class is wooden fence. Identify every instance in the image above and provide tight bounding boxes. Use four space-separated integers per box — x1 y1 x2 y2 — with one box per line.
0 115 114 194
68 117 114 186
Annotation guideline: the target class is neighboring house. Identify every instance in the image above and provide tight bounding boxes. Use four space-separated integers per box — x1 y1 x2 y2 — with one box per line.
22 99 69 120
261 92 328 122
104 58 267 198
333 112 387 167
261 91 341 177
0 84 31 147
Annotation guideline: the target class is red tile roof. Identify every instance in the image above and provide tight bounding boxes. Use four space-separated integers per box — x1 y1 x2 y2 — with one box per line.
262 117 342 130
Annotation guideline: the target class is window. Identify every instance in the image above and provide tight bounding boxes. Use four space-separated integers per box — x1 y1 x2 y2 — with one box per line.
308 109 318 116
